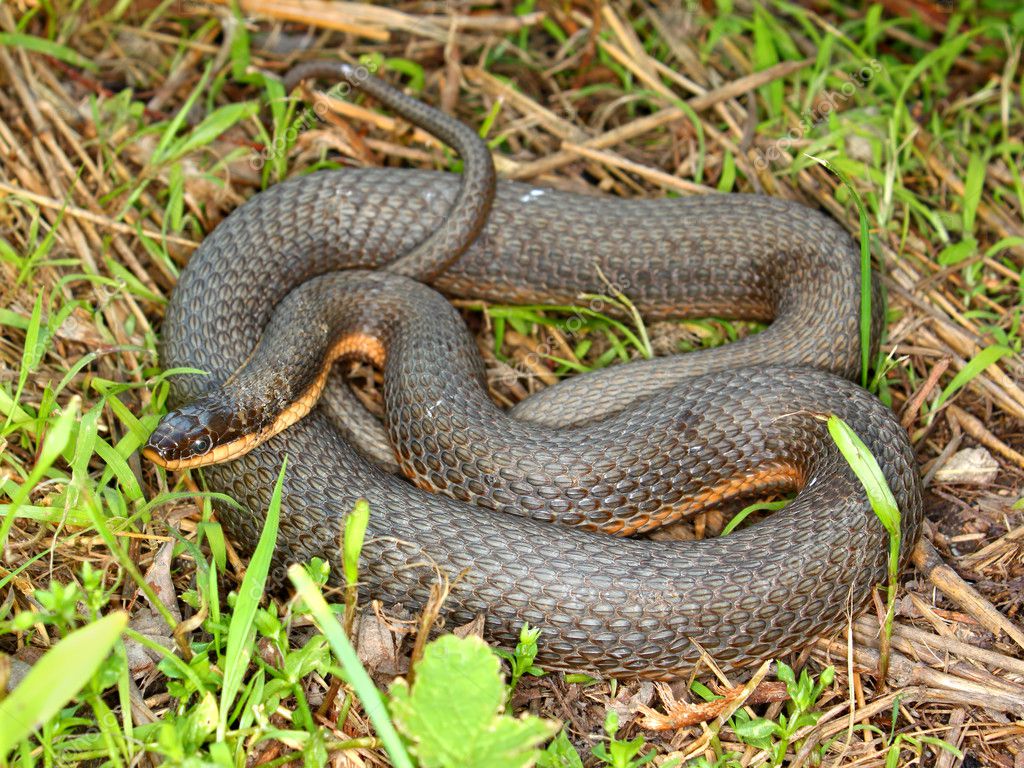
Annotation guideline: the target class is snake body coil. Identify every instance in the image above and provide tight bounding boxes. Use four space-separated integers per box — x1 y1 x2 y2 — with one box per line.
150 64 922 677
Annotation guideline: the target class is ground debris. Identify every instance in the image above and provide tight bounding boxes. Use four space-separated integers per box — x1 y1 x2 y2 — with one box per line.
935 447 1001 485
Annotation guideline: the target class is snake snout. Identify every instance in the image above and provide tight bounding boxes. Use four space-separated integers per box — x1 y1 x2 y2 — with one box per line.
143 399 240 469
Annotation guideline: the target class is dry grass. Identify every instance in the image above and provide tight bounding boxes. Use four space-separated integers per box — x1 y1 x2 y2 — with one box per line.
1 0 1022 765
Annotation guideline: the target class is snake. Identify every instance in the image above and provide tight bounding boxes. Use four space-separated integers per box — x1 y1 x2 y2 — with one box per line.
144 61 923 678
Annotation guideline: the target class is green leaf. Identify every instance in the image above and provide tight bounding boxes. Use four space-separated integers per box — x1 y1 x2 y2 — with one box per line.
390 634 559 768
936 238 977 267
752 8 782 116
384 57 426 92
563 673 598 685
538 730 583 768
153 62 213 165
0 395 79 548
690 680 719 702
479 98 503 141
8 291 45 425
166 162 185 232
0 612 128 757
183 691 218 748
717 151 736 192
169 101 259 161
602 708 619 737
961 152 985 234
343 498 369 587
915 735 963 758
722 499 789 535
732 716 780 743
826 415 900 538
805 154 873 388
886 737 903 768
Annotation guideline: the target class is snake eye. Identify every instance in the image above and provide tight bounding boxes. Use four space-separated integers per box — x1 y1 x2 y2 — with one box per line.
191 435 213 455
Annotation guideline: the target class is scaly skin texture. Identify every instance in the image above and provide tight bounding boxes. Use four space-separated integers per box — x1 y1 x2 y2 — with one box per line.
283 61 497 283
158 169 922 677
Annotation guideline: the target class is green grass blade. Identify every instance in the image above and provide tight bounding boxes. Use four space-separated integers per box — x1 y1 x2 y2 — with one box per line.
934 345 1012 412
721 500 790 536
806 154 874 388
343 498 369 587
83 494 180 634
0 32 98 72
0 385 34 429
961 152 986 235
153 61 213 165
827 413 902 683
384 57 425 92
7 291 45 428
0 612 128 758
0 394 79 549
168 101 259 161
288 564 414 768
217 456 285 739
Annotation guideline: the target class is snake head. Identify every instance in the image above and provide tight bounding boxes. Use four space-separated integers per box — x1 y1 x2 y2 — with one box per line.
144 396 254 470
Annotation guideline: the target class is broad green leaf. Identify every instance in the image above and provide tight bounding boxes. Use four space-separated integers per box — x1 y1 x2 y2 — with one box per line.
0 612 127 757
936 238 977 267
343 498 369 587
732 716 779 743
537 730 583 768
826 415 900 538
390 634 558 768
183 692 218 747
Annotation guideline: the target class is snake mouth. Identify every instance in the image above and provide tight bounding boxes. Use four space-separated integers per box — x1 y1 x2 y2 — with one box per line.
143 397 253 470
143 438 256 470
145 398 315 470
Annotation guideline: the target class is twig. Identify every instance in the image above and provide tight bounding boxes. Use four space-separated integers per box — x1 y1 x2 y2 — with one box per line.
911 538 1024 653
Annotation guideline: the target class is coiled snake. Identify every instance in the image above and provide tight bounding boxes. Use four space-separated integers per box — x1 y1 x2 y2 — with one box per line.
145 61 922 677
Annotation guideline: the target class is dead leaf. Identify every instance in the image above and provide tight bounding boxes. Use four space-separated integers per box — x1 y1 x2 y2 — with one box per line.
935 447 999 485
638 668 787 731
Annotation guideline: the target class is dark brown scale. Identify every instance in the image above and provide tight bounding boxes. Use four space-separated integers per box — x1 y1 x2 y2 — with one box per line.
155 63 922 677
